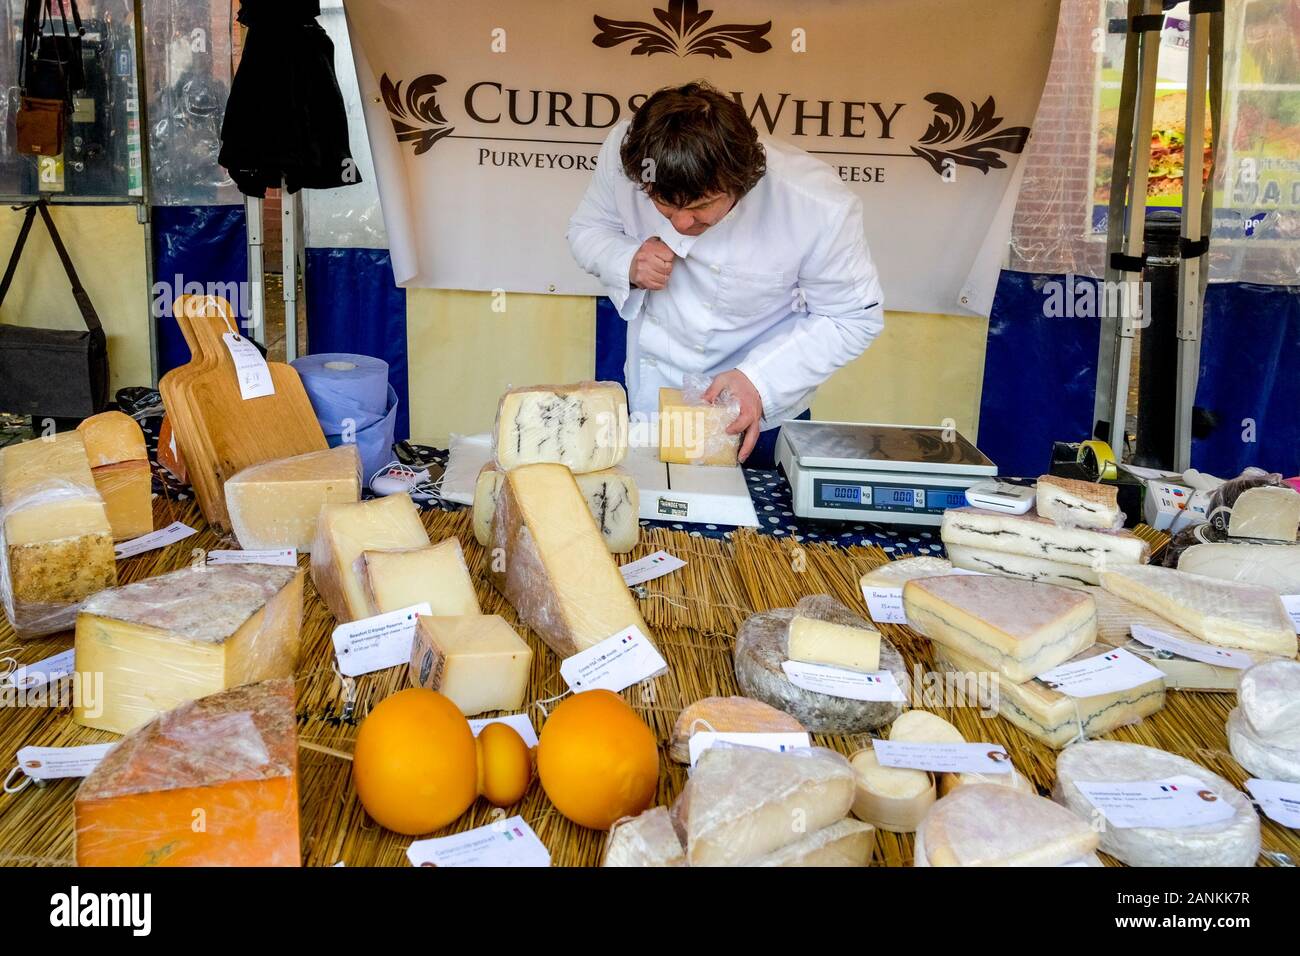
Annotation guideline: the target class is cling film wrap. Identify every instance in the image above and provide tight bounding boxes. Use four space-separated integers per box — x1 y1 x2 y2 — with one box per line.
601 806 686 867
226 445 363 553
671 744 854 867
1160 521 1227 569
661 374 740 467
474 461 638 554
73 564 303 736
1051 740 1260 867
916 782 1099 867
492 380 629 473
734 595 907 734
1176 541 1300 594
89 460 155 542
1237 659 1300 740
74 678 301 866
0 434 117 640
472 462 505 546
1035 475 1126 532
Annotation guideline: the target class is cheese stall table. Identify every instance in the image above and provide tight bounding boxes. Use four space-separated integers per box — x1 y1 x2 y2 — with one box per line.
1 495 1296 868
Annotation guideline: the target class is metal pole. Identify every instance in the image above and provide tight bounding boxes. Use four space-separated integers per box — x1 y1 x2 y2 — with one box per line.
130 0 158 384
246 195 265 345
282 182 299 361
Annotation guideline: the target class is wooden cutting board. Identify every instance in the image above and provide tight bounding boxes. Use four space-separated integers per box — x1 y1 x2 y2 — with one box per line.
159 299 223 520
160 296 327 531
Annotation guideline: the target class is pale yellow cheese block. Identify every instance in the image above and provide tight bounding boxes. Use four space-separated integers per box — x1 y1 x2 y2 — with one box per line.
657 387 739 467
494 381 628 473
0 432 116 638
787 615 881 672
310 492 429 623
1228 486 1300 542
91 459 153 542
752 818 876 867
226 445 361 553
472 461 639 553
73 564 303 734
76 411 147 466
362 538 481 617
408 614 532 716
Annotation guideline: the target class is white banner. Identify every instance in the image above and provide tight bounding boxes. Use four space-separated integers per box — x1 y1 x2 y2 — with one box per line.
344 0 1061 315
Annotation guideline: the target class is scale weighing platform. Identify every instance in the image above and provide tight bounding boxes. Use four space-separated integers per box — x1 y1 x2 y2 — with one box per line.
775 420 997 527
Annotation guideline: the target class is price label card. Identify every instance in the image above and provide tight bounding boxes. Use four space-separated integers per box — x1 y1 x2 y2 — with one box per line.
332 604 430 678
861 568 982 625
114 521 197 559
687 731 812 767
1074 775 1238 829
222 332 276 399
407 816 550 867
1 648 75 690
1036 647 1165 697
781 660 906 702
620 550 686 587
207 548 298 567
872 740 1013 775
468 713 539 749
1246 778 1300 829
16 743 115 781
559 625 667 693
1281 595 1300 635
1129 624 1252 669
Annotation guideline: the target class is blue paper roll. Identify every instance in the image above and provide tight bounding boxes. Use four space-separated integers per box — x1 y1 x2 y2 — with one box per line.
293 353 398 482
331 385 399 486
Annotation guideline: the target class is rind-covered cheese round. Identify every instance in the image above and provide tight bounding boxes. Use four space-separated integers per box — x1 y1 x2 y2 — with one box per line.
848 748 934 833
859 556 953 590
1227 708 1300 784
888 710 964 744
1052 740 1260 867
915 783 1098 867
1237 659 1300 741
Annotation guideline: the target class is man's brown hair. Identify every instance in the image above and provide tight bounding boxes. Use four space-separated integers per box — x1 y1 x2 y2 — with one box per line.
620 81 765 207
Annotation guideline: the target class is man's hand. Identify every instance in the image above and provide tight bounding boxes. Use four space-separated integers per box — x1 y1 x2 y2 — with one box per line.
629 237 675 290
704 369 764 463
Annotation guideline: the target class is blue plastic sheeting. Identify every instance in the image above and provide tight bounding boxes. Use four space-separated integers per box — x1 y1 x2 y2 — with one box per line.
304 247 410 443
595 295 627 387
151 205 249 375
977 271 1101 478
1193 282 1300 478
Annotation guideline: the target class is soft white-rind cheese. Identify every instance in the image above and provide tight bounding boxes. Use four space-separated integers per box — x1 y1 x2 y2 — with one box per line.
915 783 1099 867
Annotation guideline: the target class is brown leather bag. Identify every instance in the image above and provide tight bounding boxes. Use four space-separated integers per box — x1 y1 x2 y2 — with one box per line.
15 95 64 155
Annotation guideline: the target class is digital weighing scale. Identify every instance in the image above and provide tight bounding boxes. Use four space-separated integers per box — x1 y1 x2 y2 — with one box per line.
775 421 997 526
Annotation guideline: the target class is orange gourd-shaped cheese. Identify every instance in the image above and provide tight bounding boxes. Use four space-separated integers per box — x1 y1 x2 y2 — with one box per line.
537 690 658 829
476 721 533 806
353 689 478 835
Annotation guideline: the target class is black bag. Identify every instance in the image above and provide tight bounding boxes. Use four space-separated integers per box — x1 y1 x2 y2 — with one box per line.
15 0 85 155
0 203 109 420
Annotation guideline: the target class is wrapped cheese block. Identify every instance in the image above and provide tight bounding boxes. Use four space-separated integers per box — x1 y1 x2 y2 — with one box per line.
0 432 116 638
1099 564 1296 657
1226 708 1300 783
1237 659 1300 739
73 564 303 734
472 461 639 554
77 411 152 542
859 556 954 589
1177 541 1300 595
751 818 875 867
408 614 532 716
945 544 1099 588
601 807 686 867
1227 486 1300 542
941 507 1149 569
75 678 300 866
494 381 628 473
675 745 855 866
362 538 480 616
1035 474 1122 530
657 387 739 467
903 575 1097 682
935 643 1165 749
1052 740 1260 867
489 463 651 659
669 696 805 764
735 595 909 734
311 492 429 623
915 784 1099 867
225 445 361 553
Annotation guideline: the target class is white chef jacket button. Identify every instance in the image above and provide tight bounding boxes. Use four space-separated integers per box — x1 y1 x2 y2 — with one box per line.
695 344 705 353
710 264 720 274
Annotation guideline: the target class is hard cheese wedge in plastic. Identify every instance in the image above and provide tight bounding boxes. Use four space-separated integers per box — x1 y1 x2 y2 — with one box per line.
311 492 429 623
73 564 303 734
859 556 953 590
601 806 686 867
489 463 650 659
225 445 361 553
916 783 1099 867
1035 474 1121 530
0 432 116 639
77 412 152 542
903 575 1097 682
657 387 738 467
945 544 1099 588
751 817 875 867
941 507 1149 568
75 678 300 866
472 461 639 554
1177 541 1300 595
494 381 628 473
1227 486 1300 542
363 538 480 617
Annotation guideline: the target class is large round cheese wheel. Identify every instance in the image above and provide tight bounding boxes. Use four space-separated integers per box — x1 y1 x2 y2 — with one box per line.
735 595 907 734
1052 740 1259 867
1227 708 1300 783
915 783 1098 866
1237 659 1300 741
887 710 964 744
849 748 934 833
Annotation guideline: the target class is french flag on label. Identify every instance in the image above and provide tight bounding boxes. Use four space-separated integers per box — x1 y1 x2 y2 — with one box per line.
1160 784 1179 792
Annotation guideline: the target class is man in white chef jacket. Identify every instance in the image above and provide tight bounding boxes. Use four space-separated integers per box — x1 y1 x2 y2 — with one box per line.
567 81 885 468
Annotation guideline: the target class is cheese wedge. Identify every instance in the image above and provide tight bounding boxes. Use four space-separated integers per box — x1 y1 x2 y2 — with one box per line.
310 492 429 623
75 678 300 866
946 543 1099 588
601 807 686 867
0 432 116 638
916 783 1099 867
489 463 651 659
73 564 303 734
941 507 1148 569
657 387 739 467
1178 541 1300 594
903 575 1097 682
935 643 1165 749
1228 486 1300 542
494 381 628 473
408 614 532 716
787 615 881 672
859 556 953 590
1035 474 1121 529
1099 564 1296 657
76 411 147 466
472 461 640 553
669 696 805 764
362 538 480 617
77 412 152 542
226 445 362 553
752 818 875 867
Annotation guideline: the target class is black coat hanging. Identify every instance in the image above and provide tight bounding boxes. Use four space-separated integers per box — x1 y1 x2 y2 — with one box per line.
218 0 359 197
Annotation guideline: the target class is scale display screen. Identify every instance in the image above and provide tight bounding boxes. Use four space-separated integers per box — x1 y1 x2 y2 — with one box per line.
813 480 969 514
